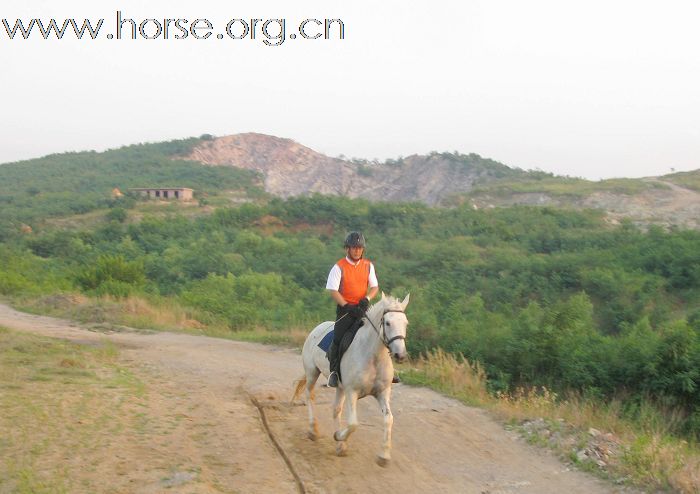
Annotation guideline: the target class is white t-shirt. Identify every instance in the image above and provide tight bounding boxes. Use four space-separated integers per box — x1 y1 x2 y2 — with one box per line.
325 257 378 291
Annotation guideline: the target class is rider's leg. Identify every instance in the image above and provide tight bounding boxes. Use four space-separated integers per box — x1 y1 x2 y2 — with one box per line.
327 310 355 387
327 340 340 387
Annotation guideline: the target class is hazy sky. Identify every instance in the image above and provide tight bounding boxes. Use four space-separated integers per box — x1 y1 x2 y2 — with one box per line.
1 0 699 179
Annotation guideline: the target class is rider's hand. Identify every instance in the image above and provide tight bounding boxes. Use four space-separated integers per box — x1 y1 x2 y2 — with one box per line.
358 297 369 313
345 303 364 318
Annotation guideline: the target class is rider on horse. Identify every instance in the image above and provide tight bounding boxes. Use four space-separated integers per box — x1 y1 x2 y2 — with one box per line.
325 232 378 387
325 232 400 387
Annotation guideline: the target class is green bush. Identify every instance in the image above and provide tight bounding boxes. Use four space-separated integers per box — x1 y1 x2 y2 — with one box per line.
180 272 310 329
76 255 145 297
106 208 128 223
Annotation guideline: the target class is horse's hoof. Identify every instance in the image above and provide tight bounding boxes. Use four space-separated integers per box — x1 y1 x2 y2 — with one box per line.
307 431 318 441
375 455 390 467
336 442 348 457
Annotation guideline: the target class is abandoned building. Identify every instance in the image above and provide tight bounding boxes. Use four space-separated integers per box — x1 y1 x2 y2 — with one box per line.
129 187 194 201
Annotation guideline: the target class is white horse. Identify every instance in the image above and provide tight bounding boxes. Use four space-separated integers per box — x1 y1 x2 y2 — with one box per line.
292 293 409 466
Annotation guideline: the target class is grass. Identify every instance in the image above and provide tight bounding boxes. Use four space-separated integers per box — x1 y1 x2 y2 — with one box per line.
399 348 490 406
664 169 700 192
15 292 310 348
16 293 210 333
0 326 145 493
39 191 261 235
397 348 700 493
463 176 665 200
224 327 309 347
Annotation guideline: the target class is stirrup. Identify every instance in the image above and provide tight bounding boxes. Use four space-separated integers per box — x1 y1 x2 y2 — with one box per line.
327 372 339 388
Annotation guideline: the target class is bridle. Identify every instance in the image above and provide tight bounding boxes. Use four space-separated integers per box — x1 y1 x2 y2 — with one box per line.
364 309 406 350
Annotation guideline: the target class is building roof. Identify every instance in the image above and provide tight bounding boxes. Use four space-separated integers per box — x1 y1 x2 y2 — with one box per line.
128 187 194 191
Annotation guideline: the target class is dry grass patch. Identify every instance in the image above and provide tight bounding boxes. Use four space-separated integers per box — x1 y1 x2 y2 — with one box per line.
0 327 144 493
18 293 211 334
0 324 262 493
399 348 490 406
17 293 312 348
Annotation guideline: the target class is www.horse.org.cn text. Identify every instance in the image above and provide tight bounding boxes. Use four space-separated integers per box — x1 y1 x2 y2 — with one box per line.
1 11 345 46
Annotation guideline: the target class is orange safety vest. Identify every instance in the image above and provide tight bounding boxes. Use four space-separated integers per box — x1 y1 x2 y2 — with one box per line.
337 258 371 305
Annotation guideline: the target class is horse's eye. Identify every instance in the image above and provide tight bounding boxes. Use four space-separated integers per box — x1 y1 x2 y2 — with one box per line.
386 321 391 326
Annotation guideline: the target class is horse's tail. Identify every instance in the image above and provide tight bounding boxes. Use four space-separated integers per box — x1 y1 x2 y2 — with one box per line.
291 375 307 403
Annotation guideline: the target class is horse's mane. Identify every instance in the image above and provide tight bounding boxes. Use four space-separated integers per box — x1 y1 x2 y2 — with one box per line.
366 295 403 320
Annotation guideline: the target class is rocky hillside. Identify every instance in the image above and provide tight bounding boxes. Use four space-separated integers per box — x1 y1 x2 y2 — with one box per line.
451 175 700 230
187 133 700 229
186 133 521 205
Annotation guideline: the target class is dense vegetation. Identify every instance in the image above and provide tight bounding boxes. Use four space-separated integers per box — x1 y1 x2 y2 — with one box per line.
0 136 263 239
1 140 699 440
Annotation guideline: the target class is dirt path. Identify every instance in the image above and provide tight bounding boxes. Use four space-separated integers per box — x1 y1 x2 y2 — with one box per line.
0 303 631 493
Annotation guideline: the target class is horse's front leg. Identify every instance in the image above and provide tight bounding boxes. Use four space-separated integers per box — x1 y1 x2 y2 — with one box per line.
332 387 347 456
375 387 393 467
334 390 359 443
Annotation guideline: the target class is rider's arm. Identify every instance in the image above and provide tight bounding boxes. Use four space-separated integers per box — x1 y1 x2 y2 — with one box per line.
326 264 349 306
366 262 379 301
366 286 378 301
328 289 348 307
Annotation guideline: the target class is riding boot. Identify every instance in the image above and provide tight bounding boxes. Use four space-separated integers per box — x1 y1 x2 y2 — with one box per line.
327 340 340 387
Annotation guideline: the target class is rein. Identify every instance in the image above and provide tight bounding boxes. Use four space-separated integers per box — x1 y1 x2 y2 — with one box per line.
364 308 406 350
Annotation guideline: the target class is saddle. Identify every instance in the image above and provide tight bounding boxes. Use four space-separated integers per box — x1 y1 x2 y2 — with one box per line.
318 319 365 380
317 318 364 353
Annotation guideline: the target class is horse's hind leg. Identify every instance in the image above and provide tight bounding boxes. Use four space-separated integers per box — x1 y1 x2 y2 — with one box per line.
375 388 393 467
332 388 347 456
305 367 321 440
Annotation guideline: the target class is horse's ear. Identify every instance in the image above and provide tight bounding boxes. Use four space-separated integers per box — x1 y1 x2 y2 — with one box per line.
401 293 410 310
381 291 386 300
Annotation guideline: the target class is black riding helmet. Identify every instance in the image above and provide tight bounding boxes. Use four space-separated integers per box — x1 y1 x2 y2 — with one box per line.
344 231 366 249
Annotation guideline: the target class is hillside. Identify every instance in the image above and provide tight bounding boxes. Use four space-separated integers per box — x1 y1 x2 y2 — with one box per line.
664 169 700 192
0 137 263 239
1 132 698 232
187 133 522 205
458 177 700 230
187 133 700 229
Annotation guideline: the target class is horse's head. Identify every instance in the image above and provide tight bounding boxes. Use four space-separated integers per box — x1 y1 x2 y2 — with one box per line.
378 292 410 363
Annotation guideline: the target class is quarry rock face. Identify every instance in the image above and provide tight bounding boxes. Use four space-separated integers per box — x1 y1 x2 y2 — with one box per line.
187 133 495 205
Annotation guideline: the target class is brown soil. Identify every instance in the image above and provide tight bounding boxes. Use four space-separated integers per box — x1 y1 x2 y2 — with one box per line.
0 303 635 493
